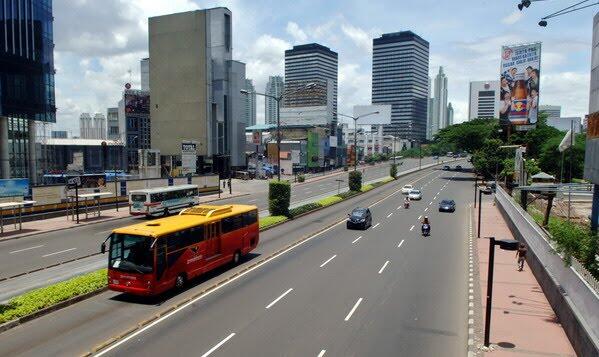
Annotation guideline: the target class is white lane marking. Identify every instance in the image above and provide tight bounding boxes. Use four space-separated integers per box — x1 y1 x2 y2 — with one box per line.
248 199 257 203
344 298 363 321
397 239 404 248
372 223 380 228
424 207 429 212
397 206 401 210
265 288 294 309
410 225 415 231
42 247 77 258
429 202 433 206
200 333 236 357
318 350 326 357
320 255 337 268
387 213 393 218
418 215 422 220
93 167 440 356
352 236 362 244
9 244 44 254
378 260 390 274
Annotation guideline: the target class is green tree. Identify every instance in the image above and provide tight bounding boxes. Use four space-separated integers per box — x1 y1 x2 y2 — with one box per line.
268 180 291 217
349 171 362 192
434 118 500 153
390 163 398 179
472 138 505 179
539 133 586 181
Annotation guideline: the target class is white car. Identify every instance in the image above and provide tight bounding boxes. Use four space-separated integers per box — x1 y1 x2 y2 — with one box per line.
401 184 414 194
408 189 423 200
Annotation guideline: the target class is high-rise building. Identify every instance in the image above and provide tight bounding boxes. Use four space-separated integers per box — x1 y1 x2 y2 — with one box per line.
51 131 68 139
79 113 107 140
265 76 284 124
149 8 248 171
426 77 434 140
372 31 429 141
0 0 56 181
107 107 120 140
468 80 500 120
433 66 448 133
140 58 150 91
539 105 561 121
243 79 256 126
284 43 338 129
447 102 454 126
120 89 150 172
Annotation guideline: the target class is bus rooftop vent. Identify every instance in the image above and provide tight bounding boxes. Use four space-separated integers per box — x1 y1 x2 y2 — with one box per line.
146 223 161 226
180 205 233 217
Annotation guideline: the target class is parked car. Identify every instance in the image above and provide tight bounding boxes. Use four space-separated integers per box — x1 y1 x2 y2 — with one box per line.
442 165 451 171
408 189 423 200
432 155 439 160
347 207 372 230
401 184 414 194
439 199 456 212
455 165 462 171
485 181 496 193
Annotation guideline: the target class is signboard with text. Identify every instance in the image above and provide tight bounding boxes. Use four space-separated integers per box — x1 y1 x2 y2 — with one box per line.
181 142 197 175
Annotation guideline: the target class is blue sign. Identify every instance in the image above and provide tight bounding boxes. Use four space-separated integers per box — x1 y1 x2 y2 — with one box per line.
0 178 29 198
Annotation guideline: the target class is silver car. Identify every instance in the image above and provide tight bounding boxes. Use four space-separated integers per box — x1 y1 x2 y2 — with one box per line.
408 189 422 200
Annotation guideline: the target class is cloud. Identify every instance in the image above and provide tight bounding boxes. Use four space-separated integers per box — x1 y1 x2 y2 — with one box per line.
338 63 371 120
341 24 373 54
286 22 308 43
501 10 523 25
541 72 589 117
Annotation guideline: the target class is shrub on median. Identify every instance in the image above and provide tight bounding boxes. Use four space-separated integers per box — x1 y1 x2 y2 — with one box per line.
0 269 107 324
317 196 343 207
297 174 305 183
390 163 398 179
289 202 322 218
259 215 289 229
268 180 291 217
348 171 362 192
361 184 374 192
336 191 359 200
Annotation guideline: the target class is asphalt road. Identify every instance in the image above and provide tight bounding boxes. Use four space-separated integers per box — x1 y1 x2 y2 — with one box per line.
0 162 471 357
0 157 444 280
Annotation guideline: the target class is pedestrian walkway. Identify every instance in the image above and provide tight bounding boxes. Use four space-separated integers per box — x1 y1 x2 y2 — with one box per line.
0 190 248 241
475 199 575 356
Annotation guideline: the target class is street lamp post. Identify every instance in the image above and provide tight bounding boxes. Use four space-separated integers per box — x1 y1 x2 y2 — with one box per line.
242 83 316 181
483 237 520 347
334 111 379 171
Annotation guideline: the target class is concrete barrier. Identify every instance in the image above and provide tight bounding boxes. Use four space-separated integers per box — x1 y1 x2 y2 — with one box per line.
494 186 599 357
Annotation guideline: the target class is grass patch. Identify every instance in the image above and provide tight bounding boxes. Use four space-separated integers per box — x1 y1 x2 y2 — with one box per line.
259 215 288 229
289 203 322 218
0 269 107 324
336 191 359 200
317 196 343 207
361 184 375 192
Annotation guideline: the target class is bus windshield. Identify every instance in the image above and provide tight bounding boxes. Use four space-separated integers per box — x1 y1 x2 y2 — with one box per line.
109 234 154 274
131 194 147 202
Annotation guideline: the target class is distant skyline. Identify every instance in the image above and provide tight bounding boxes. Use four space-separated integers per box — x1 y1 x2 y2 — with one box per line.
51 0 595 132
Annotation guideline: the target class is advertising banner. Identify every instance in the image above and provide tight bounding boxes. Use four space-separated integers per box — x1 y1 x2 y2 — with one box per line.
0 178 29 198
500 43 541 129
252 131 262 145
181 142 197 175
125 93 150 115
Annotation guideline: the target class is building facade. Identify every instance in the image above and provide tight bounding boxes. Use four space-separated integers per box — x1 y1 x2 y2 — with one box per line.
119 89 150 172
51 130 67 139
243 79 256 126
44 138 125 174
586 12 599 232
265 75 283 124
284 43 338 130
0 0 56 182
447 102 454 126
106 107 120 140
432 66 448 134
140 57 149 91
546 117 582 133
426 77 433 140
149 7 247 174
468 80 500 120
372 31 429 141
539 105 561 121
79 113 106 140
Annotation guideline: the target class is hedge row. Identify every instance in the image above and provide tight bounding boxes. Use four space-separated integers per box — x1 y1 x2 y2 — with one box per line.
289 202 322 218
0 269 107 324
259 215 288 230
317 196 343 207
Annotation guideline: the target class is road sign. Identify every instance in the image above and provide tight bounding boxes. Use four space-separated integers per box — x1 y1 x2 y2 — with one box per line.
67 177 81 188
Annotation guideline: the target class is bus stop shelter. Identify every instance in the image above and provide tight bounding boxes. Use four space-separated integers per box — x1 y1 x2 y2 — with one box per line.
67 192 113 221
0 200 37 234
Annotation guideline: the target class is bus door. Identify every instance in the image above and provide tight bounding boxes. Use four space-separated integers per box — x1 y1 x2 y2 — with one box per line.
204 222 221 264
154 239 169 292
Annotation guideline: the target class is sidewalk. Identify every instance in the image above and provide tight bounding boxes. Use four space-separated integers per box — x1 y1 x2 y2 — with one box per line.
0 190 248 241
475 199 575 356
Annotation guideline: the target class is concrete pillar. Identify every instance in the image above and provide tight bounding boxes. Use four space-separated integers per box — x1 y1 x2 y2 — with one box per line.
591 184 599 234
0 116 9 179
28 120 37 184
377 125 383 154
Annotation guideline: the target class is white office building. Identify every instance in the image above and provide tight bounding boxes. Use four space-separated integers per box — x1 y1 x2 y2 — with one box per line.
79 113 106 140
265 76 284 124
244 79 256 126
468 80 500 120
432 66 448 134
447 103 454 126
547 117 582 133
539 105 561 120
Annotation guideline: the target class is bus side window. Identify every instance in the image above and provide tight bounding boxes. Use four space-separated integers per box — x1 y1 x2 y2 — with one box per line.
243 210 258 226
156 240 167 280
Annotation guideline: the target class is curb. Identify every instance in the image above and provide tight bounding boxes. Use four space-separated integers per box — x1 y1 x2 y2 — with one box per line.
0 251 102 282
0 287 108 334
0 193 251 243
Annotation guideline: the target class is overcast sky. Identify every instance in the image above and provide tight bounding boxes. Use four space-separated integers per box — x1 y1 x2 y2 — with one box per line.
51 0 595 134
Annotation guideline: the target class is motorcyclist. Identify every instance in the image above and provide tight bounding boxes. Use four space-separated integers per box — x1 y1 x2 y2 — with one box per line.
421 216 430 234
404 197 410 208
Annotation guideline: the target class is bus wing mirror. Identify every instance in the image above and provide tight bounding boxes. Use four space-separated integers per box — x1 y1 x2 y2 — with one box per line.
101 242 106 254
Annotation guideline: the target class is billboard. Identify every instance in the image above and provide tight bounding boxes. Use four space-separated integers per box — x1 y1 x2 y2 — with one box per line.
181 142 197 175
500 43 541 130
125 93 150 115
353 105 392 125
0 179 29 198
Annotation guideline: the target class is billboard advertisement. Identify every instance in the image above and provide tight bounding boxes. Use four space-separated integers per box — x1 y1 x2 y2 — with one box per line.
181 142 197 175
0 178 29 198
500 43 541 130
125 93 150 115
353 105 392 125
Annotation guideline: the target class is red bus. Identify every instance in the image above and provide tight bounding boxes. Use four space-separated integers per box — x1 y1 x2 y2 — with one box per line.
101 204 259 296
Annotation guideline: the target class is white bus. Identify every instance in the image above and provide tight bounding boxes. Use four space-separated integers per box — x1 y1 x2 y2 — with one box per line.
129 184 199 217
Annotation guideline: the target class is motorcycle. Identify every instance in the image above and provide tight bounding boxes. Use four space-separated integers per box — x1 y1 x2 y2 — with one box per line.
421 223 430 237
404 201 410 209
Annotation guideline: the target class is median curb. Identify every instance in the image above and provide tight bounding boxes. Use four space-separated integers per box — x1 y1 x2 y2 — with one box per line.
0 287 108 334
0 193 251 243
